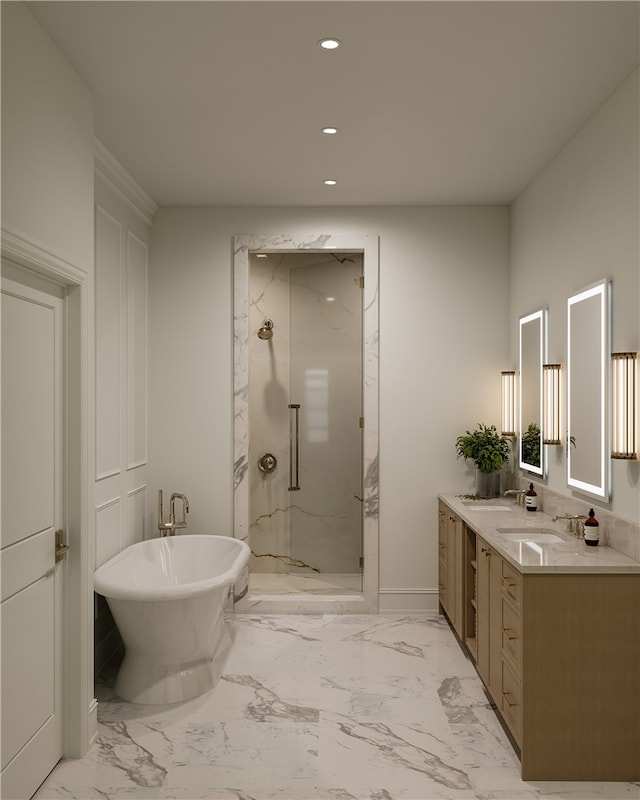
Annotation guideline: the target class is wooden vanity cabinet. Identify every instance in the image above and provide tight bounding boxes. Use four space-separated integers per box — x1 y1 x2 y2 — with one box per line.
475 534 640 780
437 500 639 781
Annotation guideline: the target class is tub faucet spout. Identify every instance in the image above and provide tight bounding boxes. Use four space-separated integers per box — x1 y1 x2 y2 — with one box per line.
170 493 190 532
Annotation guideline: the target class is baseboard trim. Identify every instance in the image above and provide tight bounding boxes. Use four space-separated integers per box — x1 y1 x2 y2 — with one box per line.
378 587 439 614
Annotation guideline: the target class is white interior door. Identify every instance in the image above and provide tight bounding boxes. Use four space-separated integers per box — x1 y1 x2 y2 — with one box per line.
1 266 65 800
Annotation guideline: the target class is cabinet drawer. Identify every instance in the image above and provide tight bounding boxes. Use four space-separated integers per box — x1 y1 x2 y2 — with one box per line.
501 561 522 607
501 596 522 671
501 658 523 745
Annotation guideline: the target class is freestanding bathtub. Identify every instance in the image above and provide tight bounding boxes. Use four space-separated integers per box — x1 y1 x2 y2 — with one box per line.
94 534 250 704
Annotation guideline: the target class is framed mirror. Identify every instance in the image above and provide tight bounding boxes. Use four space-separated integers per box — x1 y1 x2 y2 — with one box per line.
519 308 546 476
567 279 610 500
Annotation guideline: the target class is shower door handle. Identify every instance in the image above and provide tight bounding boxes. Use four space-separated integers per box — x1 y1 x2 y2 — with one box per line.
288 404 300 491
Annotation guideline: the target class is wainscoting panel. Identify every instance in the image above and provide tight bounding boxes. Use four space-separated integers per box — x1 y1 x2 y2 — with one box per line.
95 206 121 481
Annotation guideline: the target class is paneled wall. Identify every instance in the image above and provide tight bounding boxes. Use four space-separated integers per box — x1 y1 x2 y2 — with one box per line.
93 163 154 671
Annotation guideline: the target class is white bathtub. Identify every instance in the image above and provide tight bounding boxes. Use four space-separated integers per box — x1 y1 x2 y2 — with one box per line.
94 534 250 704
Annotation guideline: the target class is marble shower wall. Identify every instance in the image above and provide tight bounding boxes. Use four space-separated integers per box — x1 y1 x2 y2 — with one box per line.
234 234 379 613
249 253 363 576
249 254 292 574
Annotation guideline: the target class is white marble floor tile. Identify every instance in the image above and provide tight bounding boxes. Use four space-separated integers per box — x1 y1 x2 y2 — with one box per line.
34 614 639 800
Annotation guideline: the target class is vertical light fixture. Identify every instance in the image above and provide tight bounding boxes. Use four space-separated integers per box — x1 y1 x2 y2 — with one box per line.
501 371 516 437
543 364 562 445
611 352 638 459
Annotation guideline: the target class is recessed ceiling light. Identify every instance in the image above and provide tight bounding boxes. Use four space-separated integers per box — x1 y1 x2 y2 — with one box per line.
319 38 341 50
256 253 268 258
322 127 338 135
324 179 337 186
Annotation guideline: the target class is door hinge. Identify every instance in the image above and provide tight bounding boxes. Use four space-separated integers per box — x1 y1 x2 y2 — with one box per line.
358 276 364 289
55 529 70 563
359 556 364 568
359 416 364 428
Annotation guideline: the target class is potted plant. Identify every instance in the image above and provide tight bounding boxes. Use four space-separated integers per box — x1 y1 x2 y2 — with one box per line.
455 423 511 498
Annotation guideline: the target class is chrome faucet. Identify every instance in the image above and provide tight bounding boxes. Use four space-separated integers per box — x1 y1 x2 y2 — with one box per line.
504 489 526 507
157 489 190 536
551 513 584 537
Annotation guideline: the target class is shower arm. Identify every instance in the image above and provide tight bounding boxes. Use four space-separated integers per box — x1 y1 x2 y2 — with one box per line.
288 403 300 492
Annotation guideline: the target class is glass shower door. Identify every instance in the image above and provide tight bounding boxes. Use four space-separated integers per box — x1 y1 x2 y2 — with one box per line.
288 255 363 591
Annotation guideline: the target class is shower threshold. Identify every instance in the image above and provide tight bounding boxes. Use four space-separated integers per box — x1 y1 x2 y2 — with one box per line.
249 572 361 596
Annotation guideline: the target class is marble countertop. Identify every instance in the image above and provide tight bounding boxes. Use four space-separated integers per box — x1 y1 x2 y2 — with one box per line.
438 493 640 574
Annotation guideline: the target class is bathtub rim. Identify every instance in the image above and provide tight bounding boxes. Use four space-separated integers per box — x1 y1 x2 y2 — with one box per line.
94 533 250 602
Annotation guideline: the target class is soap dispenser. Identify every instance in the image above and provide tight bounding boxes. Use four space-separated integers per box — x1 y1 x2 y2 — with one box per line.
525 482 538 512
584 509 599 546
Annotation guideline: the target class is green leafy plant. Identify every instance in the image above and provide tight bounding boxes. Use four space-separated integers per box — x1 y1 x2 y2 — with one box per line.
455 423 511 474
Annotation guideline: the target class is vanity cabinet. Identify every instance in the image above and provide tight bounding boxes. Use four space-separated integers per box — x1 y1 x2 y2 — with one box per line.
438 499 640 781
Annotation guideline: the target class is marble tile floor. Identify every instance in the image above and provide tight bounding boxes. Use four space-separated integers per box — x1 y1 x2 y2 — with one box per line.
34 615 640 800
249 573 362 596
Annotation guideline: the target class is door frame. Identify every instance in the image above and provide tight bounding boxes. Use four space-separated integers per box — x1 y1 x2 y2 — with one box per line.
233 233 380 614
2 229 95 758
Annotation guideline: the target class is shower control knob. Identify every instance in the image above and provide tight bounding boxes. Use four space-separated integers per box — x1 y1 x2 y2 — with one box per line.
258 453 277 474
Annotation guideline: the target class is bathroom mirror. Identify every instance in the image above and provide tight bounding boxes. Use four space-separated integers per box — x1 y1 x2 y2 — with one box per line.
519 308 546 476
567 279 610 500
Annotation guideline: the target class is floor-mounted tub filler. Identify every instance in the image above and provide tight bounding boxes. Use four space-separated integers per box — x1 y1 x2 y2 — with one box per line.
94 534 250 704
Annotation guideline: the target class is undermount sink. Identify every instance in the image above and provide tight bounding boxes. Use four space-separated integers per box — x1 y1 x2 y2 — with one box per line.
496 528 566 543
461 503 511 511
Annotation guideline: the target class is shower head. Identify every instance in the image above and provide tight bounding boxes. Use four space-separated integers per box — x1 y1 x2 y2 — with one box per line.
257 319 274 340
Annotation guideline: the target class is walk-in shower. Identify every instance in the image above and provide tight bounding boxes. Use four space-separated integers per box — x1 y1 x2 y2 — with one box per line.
233 232 379 613
248 252 363 595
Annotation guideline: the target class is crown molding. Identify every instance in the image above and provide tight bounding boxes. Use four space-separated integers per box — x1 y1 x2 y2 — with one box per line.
94 138 158 226
1 226 87 285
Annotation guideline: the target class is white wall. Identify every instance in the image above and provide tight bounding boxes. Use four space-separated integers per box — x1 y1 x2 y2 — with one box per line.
1 2 93 270
510 68 639 523
149 207 510 610
1 1 96 757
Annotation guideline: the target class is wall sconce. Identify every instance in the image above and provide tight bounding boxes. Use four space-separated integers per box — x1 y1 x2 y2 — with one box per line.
611 352 638 459
543 364 562 445
501 371 517 437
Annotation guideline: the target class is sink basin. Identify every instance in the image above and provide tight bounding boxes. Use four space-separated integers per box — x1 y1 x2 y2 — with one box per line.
496 528 565 543
461 503 511 511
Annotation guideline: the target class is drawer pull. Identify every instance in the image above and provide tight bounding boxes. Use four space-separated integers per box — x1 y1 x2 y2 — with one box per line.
502 578 516 589
502 627 518 641
438 542 447 549
480 547 491 558
503 692 519 709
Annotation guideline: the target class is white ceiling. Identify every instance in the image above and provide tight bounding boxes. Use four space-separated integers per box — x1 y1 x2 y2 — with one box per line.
27 1 639 207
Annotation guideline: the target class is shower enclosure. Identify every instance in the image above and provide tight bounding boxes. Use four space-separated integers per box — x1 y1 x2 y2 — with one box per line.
233 232 379 613
248 252 363 595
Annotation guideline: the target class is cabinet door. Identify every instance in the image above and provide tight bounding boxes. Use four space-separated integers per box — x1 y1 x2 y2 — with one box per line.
476 541 491 685
448 512 464 638
488 551 503 701
438 503 449 615
476 540 504 702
